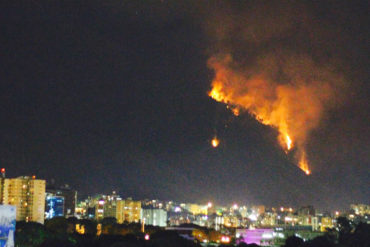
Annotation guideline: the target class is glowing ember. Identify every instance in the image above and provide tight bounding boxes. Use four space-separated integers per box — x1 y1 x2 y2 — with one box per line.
299 151 311 175
232 107 240 116
211 137 220 148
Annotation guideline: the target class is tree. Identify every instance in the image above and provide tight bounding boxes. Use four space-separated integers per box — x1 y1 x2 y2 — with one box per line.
101 217 118 235
39 239 75 247
337 216 352 244
301 236 335 247
45 217 69 235
79 219 98 236
347 222 370 247
283 235 303 247
101 217 117 225
15 221 48 247
150 230 200 247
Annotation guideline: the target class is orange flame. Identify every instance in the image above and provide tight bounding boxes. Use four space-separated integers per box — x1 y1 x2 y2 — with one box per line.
209 78 296 153
299 151 311 175
286 135 292 151
212 137 220 148
208 54 338 173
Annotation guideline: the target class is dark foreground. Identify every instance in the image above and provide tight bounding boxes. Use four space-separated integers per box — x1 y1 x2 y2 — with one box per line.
15 217 370 247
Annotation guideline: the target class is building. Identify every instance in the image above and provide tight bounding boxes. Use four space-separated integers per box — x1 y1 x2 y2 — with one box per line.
297 205 315 216
236 228 275 246
184 203 208 215
116 198 141 223
103 191 121 218
1 176 46 224
141 208 167 227
224 215 240 228
251 205 266 215
259 212 277 226
350 204 370 216
46 184 77 217
320 217 334 232
45 194 64 219
95 198 105 221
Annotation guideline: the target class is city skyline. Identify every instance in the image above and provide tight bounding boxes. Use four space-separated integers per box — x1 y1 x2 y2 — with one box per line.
1 1 369 211
0 169 366 213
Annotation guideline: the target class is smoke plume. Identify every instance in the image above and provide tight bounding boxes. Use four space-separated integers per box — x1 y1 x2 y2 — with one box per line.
206 1 347 173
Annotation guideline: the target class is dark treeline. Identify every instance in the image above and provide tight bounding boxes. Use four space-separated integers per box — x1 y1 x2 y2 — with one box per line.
15 217 201 247
15 217 369 247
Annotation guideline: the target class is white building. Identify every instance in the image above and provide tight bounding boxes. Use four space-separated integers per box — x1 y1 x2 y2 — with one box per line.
141 208 167 227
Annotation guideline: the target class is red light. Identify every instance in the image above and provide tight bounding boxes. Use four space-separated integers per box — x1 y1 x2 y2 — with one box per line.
144 234 150 240
1 168 5 173
32 175 36 179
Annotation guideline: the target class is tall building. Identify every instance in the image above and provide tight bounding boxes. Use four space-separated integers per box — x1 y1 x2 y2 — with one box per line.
103 191 121 219
116 198 141 223
141 208 167 227
1 176 46 224
95 198 105 221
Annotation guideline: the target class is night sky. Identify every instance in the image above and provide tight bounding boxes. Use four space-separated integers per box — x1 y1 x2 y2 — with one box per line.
1 1 369 210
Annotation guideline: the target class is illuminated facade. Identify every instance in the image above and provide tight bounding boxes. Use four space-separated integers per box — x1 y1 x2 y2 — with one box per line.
1 176 45 224
223 215 240 227
236 228 274 246
116 198 141 223
103 191 121 218
141 208 167 227
45 194 64 219
320 217 334 232
46 184 77 217
259 212 277 226
251 205 266 215
95 198 105 221
184 203 208 215
350 204 370 216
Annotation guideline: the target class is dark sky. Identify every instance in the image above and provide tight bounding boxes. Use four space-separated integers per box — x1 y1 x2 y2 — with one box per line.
1 1 369 210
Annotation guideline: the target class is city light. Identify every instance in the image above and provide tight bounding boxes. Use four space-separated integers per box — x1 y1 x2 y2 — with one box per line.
221 236 230 243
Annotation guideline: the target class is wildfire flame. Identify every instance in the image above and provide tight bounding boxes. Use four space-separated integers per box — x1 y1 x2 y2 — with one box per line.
209 79 296 154
299 151 311 175
211 137 220 148
207 55 339 175
286 135 292 151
